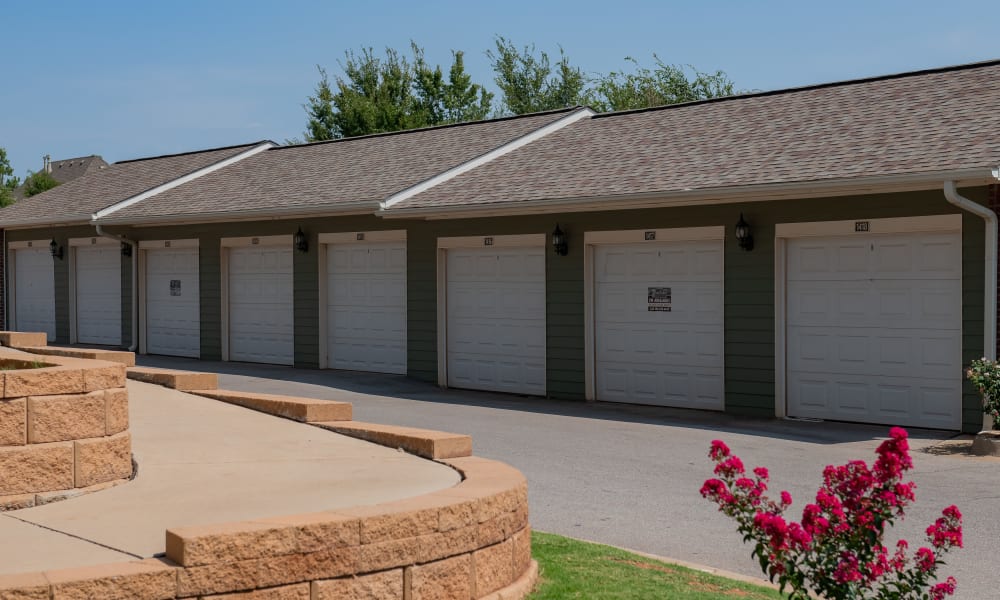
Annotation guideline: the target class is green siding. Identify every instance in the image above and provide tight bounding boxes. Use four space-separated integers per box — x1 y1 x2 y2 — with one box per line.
407 187 989 432
3 185 991 433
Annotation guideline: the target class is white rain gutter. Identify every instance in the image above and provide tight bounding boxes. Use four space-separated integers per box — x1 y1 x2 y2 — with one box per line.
943 180 998 431
94 224 138 352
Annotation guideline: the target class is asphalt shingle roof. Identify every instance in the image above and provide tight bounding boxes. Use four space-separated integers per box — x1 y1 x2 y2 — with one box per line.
0 143 265 227
104 109 576 223
390 61 1000 212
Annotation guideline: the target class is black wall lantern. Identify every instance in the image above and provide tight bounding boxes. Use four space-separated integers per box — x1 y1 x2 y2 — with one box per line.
552 224 568 256
49 238 63 260
294 227 309 253
120 241 133 257
735 213 754 251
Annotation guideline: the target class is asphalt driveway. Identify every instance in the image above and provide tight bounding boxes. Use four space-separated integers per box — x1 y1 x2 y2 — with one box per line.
136 355 997 599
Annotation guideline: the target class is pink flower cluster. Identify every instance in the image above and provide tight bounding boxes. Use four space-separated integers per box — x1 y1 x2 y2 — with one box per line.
701 428 962 599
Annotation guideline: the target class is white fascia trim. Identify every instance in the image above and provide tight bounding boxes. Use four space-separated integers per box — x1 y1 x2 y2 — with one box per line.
90 142 275 221
319 230 407 244
379 167 1000 220
138 239 200 249
94 202 378 227
380 107 595 211
437 233 545 249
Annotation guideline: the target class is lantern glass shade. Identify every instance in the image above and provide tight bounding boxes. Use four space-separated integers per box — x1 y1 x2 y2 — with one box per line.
294 227 308 253
120 241 132 257
735 213 753 251
552 224 568 256
49 238 61 259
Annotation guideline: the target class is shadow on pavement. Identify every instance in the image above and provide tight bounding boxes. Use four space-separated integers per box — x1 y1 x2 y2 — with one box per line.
133 354 959 448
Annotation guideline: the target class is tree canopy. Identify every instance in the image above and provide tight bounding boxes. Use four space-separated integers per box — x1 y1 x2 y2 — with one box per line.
486 37 587 115
0 148 19 207
301 39 741 139
303 44 493 141
22 170 59 197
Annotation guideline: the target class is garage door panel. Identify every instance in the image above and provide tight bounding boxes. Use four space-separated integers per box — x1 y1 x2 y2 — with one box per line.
595 239 724 409
76 246 122 346
788 329 960 380
326 242 407 374
14 248 56 341
145 248 200 358
786 231 961 429
229 246 294 365
447 247 545 395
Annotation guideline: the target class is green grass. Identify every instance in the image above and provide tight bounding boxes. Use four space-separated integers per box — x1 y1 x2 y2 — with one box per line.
529 532 784 599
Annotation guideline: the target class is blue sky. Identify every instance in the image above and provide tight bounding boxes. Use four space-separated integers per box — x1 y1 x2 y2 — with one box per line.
2 0 997 177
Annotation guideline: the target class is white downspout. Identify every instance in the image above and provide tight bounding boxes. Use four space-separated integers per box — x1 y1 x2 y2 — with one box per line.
943 181 997 431
94 223 138 352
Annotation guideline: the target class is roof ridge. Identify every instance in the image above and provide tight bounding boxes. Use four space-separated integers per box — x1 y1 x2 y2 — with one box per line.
592 58 1000 120
273 106 583 150
114 140 275 165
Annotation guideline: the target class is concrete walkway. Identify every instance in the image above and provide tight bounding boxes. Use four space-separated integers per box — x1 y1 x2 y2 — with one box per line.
0 379 459 576
132 355 998 600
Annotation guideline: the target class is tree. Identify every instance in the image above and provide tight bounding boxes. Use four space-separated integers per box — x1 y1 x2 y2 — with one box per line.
0 147 19 207
303 66 337 142
303 44 494 141
586 56 739 112
413 47 492 125
487 37 586 115
22 170 59 197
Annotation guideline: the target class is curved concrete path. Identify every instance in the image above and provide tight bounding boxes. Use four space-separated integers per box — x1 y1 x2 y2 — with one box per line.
0 379 460 575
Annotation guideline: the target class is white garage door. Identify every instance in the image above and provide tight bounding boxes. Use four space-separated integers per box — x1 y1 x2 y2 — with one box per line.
228 246 293 365
14 247 56 341
76 245 122 346
326 242 406 374
447 246 545 395
786 231 962 429
145 247 200 358
594 240 724 409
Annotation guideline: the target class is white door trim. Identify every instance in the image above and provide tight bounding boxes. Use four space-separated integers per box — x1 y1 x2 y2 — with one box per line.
583 226 726 401
774 214 964 420
317 230 407 369
138 239 200 249
319 230 407 245
220 235 292 248
7 240 51 334
69 236 117 247
139 240 200 355
437 234 545 250
436 233 546 388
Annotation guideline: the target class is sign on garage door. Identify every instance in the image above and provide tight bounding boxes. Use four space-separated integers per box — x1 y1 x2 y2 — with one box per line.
227 243 293 365
326 240 406 374
785 230 962 429
445 241 545 395
593 238 724 409
145 244 200 358
13 245 56 341
75 243 122 346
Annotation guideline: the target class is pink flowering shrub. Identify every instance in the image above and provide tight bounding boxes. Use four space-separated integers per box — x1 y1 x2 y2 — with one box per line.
966 358 1000 428
701 428 962 599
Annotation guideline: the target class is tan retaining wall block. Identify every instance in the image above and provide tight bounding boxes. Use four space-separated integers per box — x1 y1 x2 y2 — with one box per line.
0 332 48 348
312 569 404 600
4 367 84 398
191 390 351 423
473 539 514 598
206 582 311 599
512 527 532 576
82 364 127 392
0 442 74 495
74 432 132 488
105 388 129 435
126 367 218 391
28 391 106 443
46 559 177 600
408 554 472 600
0 571 50 600
0 398 26 445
